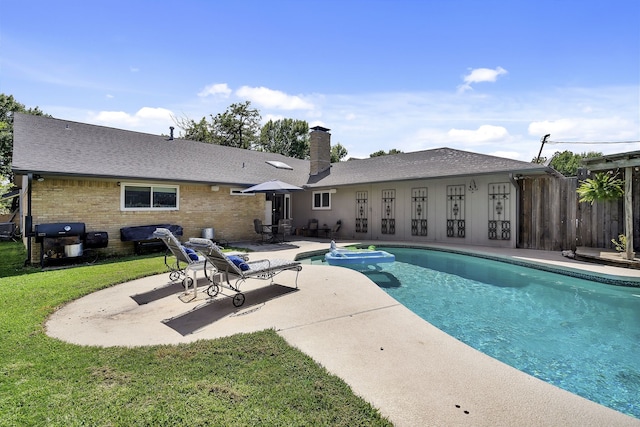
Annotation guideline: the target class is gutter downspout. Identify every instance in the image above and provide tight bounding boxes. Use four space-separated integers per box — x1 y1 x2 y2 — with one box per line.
24 173 33 266
509 173 521 248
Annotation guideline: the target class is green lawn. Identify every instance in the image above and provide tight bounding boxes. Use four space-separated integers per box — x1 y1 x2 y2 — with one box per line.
0 241 391 426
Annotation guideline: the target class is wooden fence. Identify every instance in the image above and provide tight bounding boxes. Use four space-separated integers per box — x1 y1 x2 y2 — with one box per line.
518 174 640 252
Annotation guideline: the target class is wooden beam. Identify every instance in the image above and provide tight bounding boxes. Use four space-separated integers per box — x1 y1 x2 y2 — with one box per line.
584 158 640 171
625 166 635 260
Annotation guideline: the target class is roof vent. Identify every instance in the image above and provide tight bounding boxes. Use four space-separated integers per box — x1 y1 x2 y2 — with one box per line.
169 126 174 140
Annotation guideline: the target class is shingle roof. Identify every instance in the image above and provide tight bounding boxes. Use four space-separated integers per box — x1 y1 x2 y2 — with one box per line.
12 113 549 188
12 113 309 186
314 147 549 186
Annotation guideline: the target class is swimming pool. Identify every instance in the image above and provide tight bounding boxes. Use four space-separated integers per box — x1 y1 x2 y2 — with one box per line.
301 247 640 418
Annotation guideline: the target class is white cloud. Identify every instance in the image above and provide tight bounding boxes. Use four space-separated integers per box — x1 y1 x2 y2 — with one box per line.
458 66 508 92
447 125 510 144
528 118 577 136
198 83 232 98
136 107 174 120
92 111 137 125
90 107 174 134
262 113 285 124
490 151 522 160
528 116 638 141
235 86 314 110
59 83 636 162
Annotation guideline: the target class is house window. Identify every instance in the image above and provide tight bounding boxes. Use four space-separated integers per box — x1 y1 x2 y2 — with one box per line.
121 184 179 211
381 189 396 234
488 182 511 240
355 191 368 233
230 188 255 196
446 185 465 238
313 191 331 210
411 187 428 236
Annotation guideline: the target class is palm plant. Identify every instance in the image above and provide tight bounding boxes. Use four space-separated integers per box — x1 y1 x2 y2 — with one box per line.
576 172 624 205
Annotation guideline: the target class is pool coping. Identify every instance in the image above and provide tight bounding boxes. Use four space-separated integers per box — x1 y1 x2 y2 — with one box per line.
296 242 640 287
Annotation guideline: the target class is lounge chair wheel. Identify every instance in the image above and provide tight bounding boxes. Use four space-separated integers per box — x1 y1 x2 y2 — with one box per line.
232 292 245 307
206 284 220 297
169 271 181 282
183 276 194 290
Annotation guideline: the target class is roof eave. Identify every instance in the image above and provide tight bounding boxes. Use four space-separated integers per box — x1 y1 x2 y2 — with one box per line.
303 166 553 188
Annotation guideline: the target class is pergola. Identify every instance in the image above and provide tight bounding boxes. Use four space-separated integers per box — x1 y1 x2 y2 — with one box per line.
582 150 640 260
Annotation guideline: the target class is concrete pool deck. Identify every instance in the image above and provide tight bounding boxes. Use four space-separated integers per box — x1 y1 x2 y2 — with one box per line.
46 240 640 426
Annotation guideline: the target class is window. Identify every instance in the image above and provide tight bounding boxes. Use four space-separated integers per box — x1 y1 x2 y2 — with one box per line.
266 160 293 170
230 188 255 196
313 191 331 210
121 183 179 211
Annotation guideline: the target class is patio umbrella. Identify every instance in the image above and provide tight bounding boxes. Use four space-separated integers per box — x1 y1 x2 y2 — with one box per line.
241 180 304 194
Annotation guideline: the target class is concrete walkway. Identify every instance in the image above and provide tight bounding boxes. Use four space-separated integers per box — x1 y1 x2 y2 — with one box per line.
46 240 640 426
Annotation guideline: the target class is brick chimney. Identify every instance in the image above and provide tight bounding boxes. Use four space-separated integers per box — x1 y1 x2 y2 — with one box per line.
309 126 331 176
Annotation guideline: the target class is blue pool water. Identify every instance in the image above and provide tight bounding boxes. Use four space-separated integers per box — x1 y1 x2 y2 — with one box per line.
302 247 640 418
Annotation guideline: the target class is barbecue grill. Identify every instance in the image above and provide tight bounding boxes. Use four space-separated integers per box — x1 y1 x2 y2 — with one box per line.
35 222 86 267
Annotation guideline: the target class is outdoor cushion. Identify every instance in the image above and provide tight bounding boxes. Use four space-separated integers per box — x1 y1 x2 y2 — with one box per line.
182 246 199 261
228 255 250 271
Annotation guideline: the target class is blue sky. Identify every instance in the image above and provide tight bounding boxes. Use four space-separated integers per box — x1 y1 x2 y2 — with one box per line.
2 0 639 161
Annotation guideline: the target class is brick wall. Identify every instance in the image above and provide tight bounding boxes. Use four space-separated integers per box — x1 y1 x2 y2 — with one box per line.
309 127 331 176
29 178 265 262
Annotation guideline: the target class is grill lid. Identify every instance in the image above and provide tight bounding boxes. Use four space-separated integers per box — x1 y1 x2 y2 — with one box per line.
35 222 86 238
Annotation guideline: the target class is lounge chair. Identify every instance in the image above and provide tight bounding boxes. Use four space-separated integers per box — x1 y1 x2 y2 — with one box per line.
152 227 213 300
0 222 17 241
186 237 302 307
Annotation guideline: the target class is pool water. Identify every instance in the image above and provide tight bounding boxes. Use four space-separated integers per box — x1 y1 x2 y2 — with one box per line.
302 247 640 418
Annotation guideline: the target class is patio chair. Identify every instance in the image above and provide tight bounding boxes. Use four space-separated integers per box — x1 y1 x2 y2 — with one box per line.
152 227 213 300
306 218 318 237
0 222 17 241
253 218 273 243
330 220 342 239
274 218 293 243
186 237 302 307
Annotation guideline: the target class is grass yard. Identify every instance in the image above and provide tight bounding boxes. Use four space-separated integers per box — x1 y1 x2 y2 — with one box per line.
0 241 391 426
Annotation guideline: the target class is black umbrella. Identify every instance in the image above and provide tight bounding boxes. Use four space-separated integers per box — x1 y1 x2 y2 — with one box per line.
241 180 304 194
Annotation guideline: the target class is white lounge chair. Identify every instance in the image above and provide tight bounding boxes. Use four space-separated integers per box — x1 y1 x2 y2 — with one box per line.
152 228 213 300
186 237 302 307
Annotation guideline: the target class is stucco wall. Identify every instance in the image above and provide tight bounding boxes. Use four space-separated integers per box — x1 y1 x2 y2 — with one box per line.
292 174 518 248
27 178 265 261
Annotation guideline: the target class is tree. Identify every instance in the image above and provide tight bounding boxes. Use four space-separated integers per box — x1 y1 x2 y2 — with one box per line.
330 143 348 163
549 150 603 177
576 172 624 205
258 118 309 159
531 156 547 164
210 101 261 149
177 116 214 143
175 101 261 149
0 94 48 180
370 148 403 157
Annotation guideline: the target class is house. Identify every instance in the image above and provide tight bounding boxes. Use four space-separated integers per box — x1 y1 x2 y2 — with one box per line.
11 113 555 264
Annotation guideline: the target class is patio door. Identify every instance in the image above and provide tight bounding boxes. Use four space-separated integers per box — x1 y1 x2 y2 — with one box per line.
266 193 291 225
264 200 272 225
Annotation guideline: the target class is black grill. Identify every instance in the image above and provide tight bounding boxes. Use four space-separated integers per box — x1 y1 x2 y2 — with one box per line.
33 222 110 267
35 222 86 267
35 222 86 242
85 231 109 248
